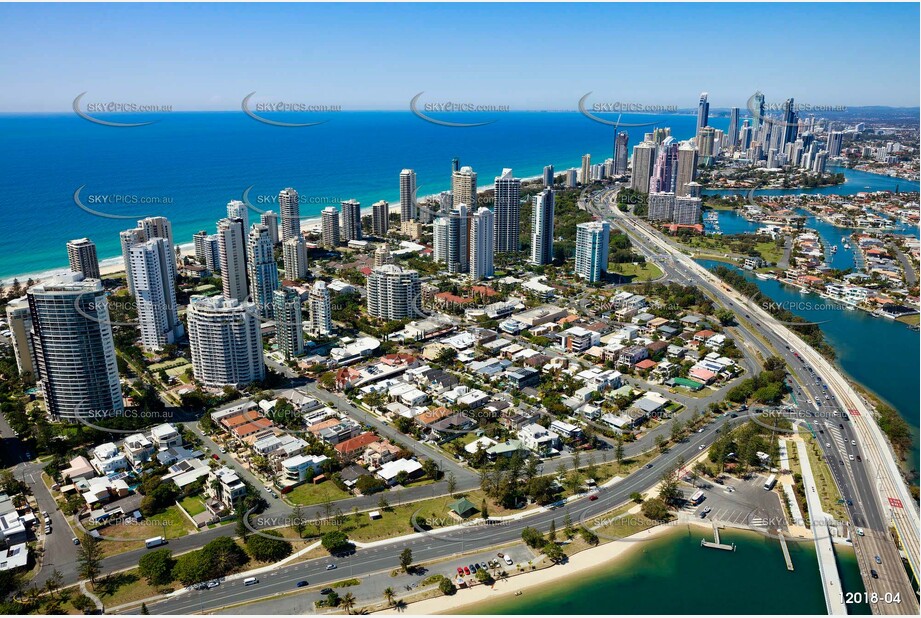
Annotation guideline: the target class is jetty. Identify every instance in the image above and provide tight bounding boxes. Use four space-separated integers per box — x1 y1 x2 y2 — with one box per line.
778 532 794 571
701 523 736 551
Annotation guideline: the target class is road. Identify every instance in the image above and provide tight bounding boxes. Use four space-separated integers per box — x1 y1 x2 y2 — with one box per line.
595 188 919 615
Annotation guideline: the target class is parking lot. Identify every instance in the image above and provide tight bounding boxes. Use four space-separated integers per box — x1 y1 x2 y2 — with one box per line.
681 473 787 530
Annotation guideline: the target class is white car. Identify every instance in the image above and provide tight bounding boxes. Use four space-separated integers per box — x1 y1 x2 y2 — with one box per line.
503 554 514 566
851 440 856 446
206 580 220 589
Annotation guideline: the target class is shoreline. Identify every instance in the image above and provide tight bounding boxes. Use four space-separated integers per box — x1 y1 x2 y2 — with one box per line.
373 523 688 615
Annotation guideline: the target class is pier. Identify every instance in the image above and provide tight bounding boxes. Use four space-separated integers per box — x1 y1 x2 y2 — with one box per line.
778 532 794 571
701 523 736 551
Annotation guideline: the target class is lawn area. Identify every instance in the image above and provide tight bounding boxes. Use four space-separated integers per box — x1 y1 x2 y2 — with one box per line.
285 480 351 506
798 432 848 523
755 241 784 264
179 495 207 516
92 505 196 559
608 261 663 281
89 569 173 608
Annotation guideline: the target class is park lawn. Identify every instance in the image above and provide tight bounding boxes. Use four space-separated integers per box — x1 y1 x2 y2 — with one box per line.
608 261 663 281
179 495 207 516
285 480 351 506
89 568 174 607
755 241 784 264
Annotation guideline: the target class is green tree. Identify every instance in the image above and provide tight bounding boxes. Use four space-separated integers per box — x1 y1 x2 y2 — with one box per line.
246 531 293 562
641 497 670 521
399 548 413 572
580 527 599 546
657 466 682 507
383 587 396 607
77 533 102 584
341 592 356 615
292 505 307 538
446 472 457 496
321 530 351 554
439 578 457 596
141 603 150 615
542 541 566 563
138 549 175 586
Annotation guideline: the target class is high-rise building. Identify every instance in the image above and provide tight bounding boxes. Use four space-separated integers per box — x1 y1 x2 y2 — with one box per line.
366 264 421 320
630 142 657 194
565 168 578 188
216 217 248 301
614 131 629 174
812 150 829 174
374 244 392 267
260 211 280 245
321 206 341 248
470 207 494 281
307 280 333 336
685 182 702 198
542 164 554 187
372 200 390 237
648 192 676 221
675 142 699 197
751 92 766 130
274 286 304 359
400 169 417 224
121 216 174 296
494 168 521 253
66 238 100 280
193 230 210 263
432 216 448 264
341 199 362 242
650 142 678 193
697 127 716 162
739 124 753 151
574 221 610 283
5 298 35 382
728 107 740 149
279 188 300 243
827 131 844 157
282 236 309 281
451 166 477 211
580 154 591 185
226 200 249 235
782 98 798 147
187 296 264 388
247 224 280 318
203 235 220 273
129 238 183 351
27 273 122 420
674 196 702 225
446 203 469 274
137 216 174 251
696 92 709 137
530 189 555 265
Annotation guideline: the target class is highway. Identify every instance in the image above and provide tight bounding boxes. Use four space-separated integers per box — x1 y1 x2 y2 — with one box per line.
594 188 919 615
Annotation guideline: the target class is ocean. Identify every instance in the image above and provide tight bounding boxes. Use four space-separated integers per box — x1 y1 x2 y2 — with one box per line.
0 110 720 283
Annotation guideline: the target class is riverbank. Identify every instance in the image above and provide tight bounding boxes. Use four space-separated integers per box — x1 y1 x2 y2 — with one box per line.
373 523 680 615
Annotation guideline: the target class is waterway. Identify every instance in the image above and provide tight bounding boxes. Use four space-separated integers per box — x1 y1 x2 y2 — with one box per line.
461 526 869 615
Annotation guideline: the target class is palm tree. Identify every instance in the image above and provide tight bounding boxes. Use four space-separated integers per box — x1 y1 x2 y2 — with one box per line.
383 587 396 607
341 592 356 615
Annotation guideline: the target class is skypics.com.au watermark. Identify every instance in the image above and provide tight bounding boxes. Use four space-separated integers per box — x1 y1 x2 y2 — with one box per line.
578 93 671 128
73 400 176 435
73 185 172 220
242 93 341 127
410 92 508 127
240 185 342 215
73 93 172 127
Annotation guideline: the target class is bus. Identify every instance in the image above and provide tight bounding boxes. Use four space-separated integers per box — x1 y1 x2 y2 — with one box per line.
763 474 777 491
689 490 704 505
145 536 166 549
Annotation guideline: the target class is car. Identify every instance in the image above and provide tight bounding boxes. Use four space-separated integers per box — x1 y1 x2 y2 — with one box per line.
218 447 226 453
206 580 219 589
825 443 831 448
270 491 279 499
463 566 470 575
846 499 853 506
848 454 854 461
874 555 881 564
856 455 862 462
698 445 705 450
320 588 333 595
839 423 844 429
41 510 48 517
503 555 514 566
856 528 865 536
72 537 80 545
697 428 704 433
839 460 844 465
326 564 337 571
730 413 738 418
44 526 51 534
479 562 488 571
457 567 465 575
850 440 856 446
870 569 879 579
296 580 308 588
645 463 653 469
589 494 598 501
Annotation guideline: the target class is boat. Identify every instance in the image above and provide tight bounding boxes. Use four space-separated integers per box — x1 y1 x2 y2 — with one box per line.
831 245 837 253
755 273 774 280
799 287 809 295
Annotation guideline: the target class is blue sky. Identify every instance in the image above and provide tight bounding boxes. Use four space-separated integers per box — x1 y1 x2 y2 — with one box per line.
1 2 918 112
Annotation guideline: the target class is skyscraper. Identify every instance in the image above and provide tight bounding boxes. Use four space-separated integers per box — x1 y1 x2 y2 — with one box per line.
193 230 210 263
279 188 300 243
574 221 610 283
530 189 555 265
696 92 709 137
260 210 280 245
187 296 264 388
674 196 702 225
216 217 248 301
630 142 657 194
307 280 333 336
446 203 469 274
247 224 280 318
542 164 554 187
432 216 448 264
728 107 740 149
321 206 341 248
697 127 716 162
374 244 392 267
274 286 304 359
675 142 699 197
470 207 494 281
121 216 174 296
366 264 421 320
341 199 362 242
581 154 591 185
28 273 122 420
649 142 678 193
129 238 183 351
282 236 308 281
121 229 147 288
226 200 249 235
828 131 844 157
66 238 100 280
399 169 417 224
5 298 35 382
648 192 676 221
614 131 629 174
751 91 766 130
493 168 521 253
782 98 798 147
372 200 390 237
451 166 477 211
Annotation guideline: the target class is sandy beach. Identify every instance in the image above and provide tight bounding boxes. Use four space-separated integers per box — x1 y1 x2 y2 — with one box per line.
372 523 691 615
